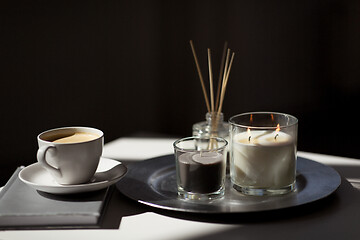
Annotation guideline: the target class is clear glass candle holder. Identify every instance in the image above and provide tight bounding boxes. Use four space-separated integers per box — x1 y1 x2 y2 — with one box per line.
229 112 298 196
173 136 227 200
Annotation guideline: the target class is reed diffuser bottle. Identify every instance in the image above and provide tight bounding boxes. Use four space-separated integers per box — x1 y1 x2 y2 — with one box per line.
193 112 229 139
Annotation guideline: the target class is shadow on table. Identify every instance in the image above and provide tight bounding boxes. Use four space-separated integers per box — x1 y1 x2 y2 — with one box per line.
109 175 360 238
106 161 360 238
100 187 150 229
152 177 360 239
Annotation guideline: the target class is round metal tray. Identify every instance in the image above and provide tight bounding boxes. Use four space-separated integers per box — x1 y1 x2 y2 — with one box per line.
116 155 341 213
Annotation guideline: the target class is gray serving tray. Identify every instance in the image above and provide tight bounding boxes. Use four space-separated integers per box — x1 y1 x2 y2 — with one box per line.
116 155 341 213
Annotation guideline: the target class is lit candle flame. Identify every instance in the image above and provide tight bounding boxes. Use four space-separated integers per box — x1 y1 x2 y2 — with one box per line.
275 124 280 140
247 128 251 142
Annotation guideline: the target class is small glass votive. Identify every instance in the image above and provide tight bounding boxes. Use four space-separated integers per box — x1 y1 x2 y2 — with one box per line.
229 112 298 196
173 136 227 200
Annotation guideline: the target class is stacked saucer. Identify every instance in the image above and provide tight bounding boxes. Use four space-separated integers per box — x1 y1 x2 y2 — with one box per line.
19 157 127 194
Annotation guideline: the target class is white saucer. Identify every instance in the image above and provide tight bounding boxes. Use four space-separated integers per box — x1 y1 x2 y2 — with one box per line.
19 157 127 194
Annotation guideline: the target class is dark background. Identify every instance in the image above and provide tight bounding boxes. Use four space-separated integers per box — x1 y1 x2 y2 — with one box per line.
1 0 359 185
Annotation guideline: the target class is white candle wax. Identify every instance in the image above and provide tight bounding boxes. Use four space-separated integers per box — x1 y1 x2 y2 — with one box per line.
192 152 223 164
231 130 296 189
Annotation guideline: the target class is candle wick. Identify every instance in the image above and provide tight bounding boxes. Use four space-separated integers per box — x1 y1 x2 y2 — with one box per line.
248 136 251 142
275 134 279 140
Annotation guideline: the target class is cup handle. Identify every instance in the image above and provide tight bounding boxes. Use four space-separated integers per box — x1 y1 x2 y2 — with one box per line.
37 145 62 178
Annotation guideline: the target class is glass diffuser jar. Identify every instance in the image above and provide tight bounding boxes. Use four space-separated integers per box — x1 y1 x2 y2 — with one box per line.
192 112 229 139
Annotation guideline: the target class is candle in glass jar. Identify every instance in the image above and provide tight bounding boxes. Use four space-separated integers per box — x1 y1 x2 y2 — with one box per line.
231 129 296 189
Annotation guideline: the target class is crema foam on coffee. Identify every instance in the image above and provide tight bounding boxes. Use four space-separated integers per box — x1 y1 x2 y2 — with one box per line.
53 132 99 143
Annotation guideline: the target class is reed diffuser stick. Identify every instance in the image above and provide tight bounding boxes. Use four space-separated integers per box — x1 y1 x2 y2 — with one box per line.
217 52 235 114
207 48 215 113
215 42 228 111
210 49 231 149
190 40 211 113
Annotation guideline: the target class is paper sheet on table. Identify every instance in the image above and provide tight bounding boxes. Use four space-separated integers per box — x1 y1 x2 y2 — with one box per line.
119 212 238 240
103 138 177 161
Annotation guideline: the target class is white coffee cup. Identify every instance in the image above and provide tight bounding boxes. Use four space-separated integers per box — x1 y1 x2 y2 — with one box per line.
37 126 104 185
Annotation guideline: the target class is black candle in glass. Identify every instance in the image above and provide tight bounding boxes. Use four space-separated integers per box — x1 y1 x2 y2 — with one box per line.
173 137 227 200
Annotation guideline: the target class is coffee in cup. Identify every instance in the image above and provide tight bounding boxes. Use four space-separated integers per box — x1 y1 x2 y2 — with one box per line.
37 127 104 185
53 132 100 144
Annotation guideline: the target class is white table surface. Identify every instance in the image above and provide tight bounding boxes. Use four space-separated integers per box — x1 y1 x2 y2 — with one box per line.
1 137 360 240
